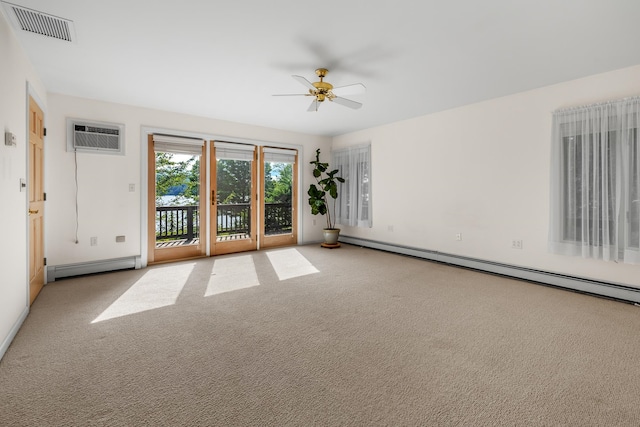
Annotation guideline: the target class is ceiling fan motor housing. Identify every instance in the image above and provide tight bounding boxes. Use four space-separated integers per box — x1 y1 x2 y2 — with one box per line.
312 69 333 102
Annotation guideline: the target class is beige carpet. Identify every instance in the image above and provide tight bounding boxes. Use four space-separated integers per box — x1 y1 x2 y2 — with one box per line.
2 244 640 426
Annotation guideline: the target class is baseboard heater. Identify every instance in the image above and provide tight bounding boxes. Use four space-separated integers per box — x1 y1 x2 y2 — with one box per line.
339 235 640 304
47 256 141 282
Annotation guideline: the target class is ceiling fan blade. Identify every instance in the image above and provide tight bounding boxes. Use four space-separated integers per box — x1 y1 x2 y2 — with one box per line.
332 83 366 97
272 93 310 96
292 75 316 91
307 99 320 112
331 96 362 110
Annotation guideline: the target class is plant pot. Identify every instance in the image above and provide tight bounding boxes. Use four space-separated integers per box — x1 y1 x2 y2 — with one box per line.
323 228 340 245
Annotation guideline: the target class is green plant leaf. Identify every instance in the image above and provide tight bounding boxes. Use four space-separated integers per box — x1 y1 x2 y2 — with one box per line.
307 148 343 227
329 183 338 198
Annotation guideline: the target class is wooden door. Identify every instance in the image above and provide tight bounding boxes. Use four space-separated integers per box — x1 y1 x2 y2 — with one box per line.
260 147 298 249
210 142 258 255
28 97 45 304
147 135 207 264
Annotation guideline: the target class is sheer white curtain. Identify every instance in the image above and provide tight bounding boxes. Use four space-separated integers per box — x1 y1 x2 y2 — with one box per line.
332 144 372 228
549 96 640 264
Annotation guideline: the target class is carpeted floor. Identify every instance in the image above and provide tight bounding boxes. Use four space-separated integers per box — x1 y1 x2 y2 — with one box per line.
2 244 640 426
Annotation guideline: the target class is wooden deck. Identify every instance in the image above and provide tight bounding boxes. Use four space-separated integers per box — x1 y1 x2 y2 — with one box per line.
155 234 249 248
216 233 250 242
155 238 199 248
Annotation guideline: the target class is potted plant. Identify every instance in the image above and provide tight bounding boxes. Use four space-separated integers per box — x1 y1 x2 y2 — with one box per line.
308 148 345 246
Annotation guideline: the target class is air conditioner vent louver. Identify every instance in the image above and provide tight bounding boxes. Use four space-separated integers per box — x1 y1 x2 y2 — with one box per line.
2 2 74 42
67 119 125 155
74 125 120 150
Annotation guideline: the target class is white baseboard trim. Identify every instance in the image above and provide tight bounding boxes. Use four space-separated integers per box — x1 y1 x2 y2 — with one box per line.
47 256 141 282
340 235 640 304
0 305 28 361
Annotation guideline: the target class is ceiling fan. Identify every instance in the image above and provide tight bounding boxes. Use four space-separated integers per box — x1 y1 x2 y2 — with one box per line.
274 68 366 112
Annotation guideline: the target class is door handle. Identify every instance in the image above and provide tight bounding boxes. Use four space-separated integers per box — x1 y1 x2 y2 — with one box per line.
211 190 215 205
28 209 39 215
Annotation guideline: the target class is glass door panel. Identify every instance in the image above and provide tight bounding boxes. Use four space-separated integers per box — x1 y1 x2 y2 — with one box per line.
260 147 297 248
147 135 206 264
211 143 258 255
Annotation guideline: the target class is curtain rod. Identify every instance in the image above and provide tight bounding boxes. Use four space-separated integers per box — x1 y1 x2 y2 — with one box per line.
553 95 640 114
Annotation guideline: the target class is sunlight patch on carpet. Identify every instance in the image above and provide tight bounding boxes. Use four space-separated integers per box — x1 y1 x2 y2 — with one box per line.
92 263 194 323
266 248 319 280
205 255 260 296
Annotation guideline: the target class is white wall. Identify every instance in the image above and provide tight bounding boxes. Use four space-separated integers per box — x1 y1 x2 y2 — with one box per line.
333 64 640 288
0 11 47 357
46 94 332 267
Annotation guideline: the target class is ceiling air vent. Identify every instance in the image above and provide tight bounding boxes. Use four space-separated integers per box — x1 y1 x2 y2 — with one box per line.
66 119 125 155
2 2 75 42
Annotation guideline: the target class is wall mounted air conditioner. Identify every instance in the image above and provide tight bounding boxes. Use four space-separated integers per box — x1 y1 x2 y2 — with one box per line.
66 118 125 155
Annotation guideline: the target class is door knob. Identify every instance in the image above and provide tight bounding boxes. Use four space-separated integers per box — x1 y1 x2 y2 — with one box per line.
28 209 39 215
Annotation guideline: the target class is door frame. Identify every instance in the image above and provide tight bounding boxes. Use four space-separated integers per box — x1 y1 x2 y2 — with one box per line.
259 146 298 249
139 127 305 267
147 135 207 264
210 143 258 256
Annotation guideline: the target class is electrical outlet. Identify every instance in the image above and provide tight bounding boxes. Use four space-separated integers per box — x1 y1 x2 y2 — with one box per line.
388 225 394 232
90 236 98 246
512 239 523 249
128 183 135 192
455 233 462 241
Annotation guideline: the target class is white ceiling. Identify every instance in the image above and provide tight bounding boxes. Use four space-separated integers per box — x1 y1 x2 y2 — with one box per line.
4 0 640 137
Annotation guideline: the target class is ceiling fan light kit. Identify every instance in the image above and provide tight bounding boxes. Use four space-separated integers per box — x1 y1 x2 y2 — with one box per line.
274 68 365 112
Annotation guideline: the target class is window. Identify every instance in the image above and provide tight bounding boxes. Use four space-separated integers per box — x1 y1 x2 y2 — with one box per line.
332 144 371 227
549 97 640 263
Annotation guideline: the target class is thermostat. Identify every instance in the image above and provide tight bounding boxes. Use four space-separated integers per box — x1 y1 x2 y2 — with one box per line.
4 131 16 147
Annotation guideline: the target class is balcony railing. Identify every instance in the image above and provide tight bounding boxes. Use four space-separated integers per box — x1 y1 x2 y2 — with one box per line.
156 205 199 241
217 203 251 236
264 202 292 235
155 202 292 243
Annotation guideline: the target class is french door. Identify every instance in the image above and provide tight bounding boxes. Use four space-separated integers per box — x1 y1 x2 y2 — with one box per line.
148 137 298 262
260 147 298 249
210 142 258 255
147 135 206 264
